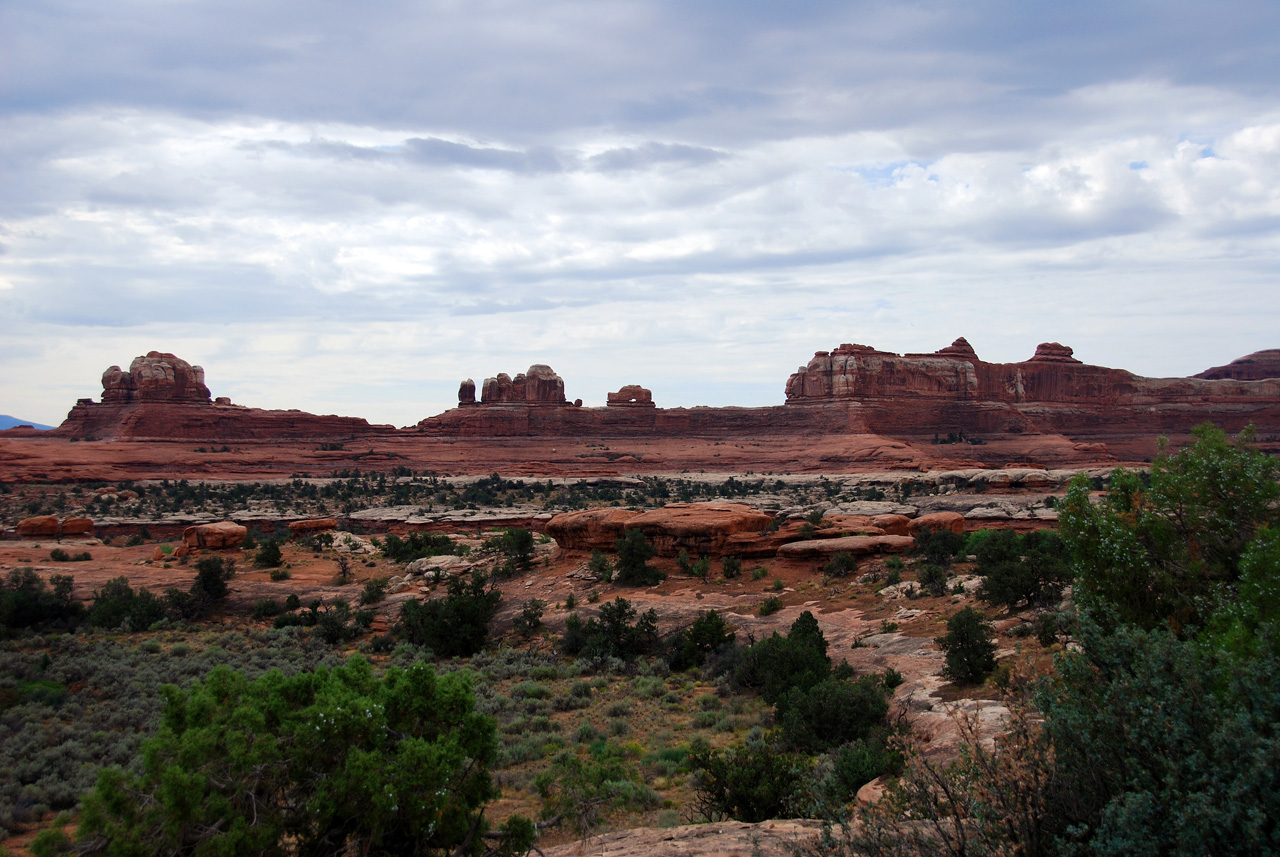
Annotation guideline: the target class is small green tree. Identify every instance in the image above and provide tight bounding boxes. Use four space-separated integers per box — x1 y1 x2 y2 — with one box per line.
77 656 528 856
936 607 997 684
614 528 662 585
397 570 501 656
513 599 545 639
254 538 283 568
535 747 659 841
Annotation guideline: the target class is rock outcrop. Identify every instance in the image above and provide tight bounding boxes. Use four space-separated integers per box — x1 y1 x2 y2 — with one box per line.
1195 349 1280 382
17 515 61 537
101 352 211 403
607 385 655 407
546 502 774 557
783 338 1280 439
54 353 389 442
182 521 247 549
481 365 567 404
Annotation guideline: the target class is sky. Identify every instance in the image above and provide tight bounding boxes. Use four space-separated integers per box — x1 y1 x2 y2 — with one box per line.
2 0 1279 429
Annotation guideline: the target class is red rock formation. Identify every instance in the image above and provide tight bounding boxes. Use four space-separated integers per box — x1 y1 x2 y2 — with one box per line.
783 339 1280 440
102 352 211 403
60 517 95 536
53 353 389 442
776 535 914 558
288 518 339 535
183 521 247 549
481 365 567 404
908 512 966 535
1195 350 1280 381
607 385 655 407
546 503 773 557
17 515 60 537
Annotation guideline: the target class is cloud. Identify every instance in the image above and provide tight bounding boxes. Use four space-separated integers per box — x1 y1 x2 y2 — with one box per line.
2 2 1279 426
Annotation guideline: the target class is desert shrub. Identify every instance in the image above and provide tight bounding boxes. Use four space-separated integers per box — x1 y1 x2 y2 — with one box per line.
823 552 858 578
758 596 784 616
49 548 70 562
735 611 830 703
751 565 768 581
396 570 501 657
253 539 283 568
721 555 742 579
913 527 966 568
88 577 166 630
614 529 662 585
77 656 531 857
379 531 457 563
0 569 85 634
588 549 613 581
668 609 737 670
513 599 545 639
688 736 813 823
359 577 389 605
918 563 949 597
535 747 660 840
935 607 997 684
269 567 290 581
559 597 659 660
975 529 1072 610
777 675 891 752
251 598 282 619
1061 424 1279 632
485 527 535 576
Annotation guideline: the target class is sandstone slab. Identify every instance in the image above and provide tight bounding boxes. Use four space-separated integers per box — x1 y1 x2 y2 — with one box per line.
183 521 248 549
776 534 914 558
17 516 60 537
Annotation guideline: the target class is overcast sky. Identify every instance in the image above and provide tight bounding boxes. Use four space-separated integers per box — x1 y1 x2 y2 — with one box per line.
2 1 1279 428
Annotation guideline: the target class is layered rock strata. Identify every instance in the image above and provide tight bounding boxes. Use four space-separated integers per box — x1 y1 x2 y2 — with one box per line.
782 339 1280 439
55 353 389 442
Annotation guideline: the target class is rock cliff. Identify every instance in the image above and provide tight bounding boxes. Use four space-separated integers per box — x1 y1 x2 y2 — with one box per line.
55 353 389 442
782 338 1280 439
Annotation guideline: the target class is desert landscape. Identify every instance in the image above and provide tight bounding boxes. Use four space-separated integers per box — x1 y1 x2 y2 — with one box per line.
3 342 1278 855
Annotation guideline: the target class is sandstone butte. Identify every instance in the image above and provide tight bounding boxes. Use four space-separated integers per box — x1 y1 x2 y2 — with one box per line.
27 339 1280 452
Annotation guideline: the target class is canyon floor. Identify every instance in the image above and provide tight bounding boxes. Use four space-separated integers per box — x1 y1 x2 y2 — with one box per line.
0 434 1102 856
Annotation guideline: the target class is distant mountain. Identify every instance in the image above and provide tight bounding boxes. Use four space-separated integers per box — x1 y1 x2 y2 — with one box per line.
0 415 54 431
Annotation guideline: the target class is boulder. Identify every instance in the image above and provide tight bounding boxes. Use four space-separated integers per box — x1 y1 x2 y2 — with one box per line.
288 518 338 535
909 511 965 535
871 514 912 536
777 535 915 558
17 515 60 537
183 521 248 549
545 508 643 551
60 517 95 536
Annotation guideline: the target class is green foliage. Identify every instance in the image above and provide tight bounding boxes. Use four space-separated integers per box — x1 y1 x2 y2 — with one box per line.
48 549 90 563
397 570 501 657
513 599 545 639
588 549 613 581
165 556 233 620
721 555 742 579
379 531 457 564
688 736 813 822
935 607 996 684
253 538 283 568
88 577 166 630
1059 424 1279 632
913 527 966 568
78 656 502 857
823 552 858 578
777 675 891 752
359 577 390 605
486 528 535 576
614 529 661 585
974 529 1073 611
735 611 830 703
1040 621 1280 856
269 567 290 581
535 746 658 840
917 564 948 597
670 609 737 669
560 597 659 660
757 596 784 616
0 569 85 634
